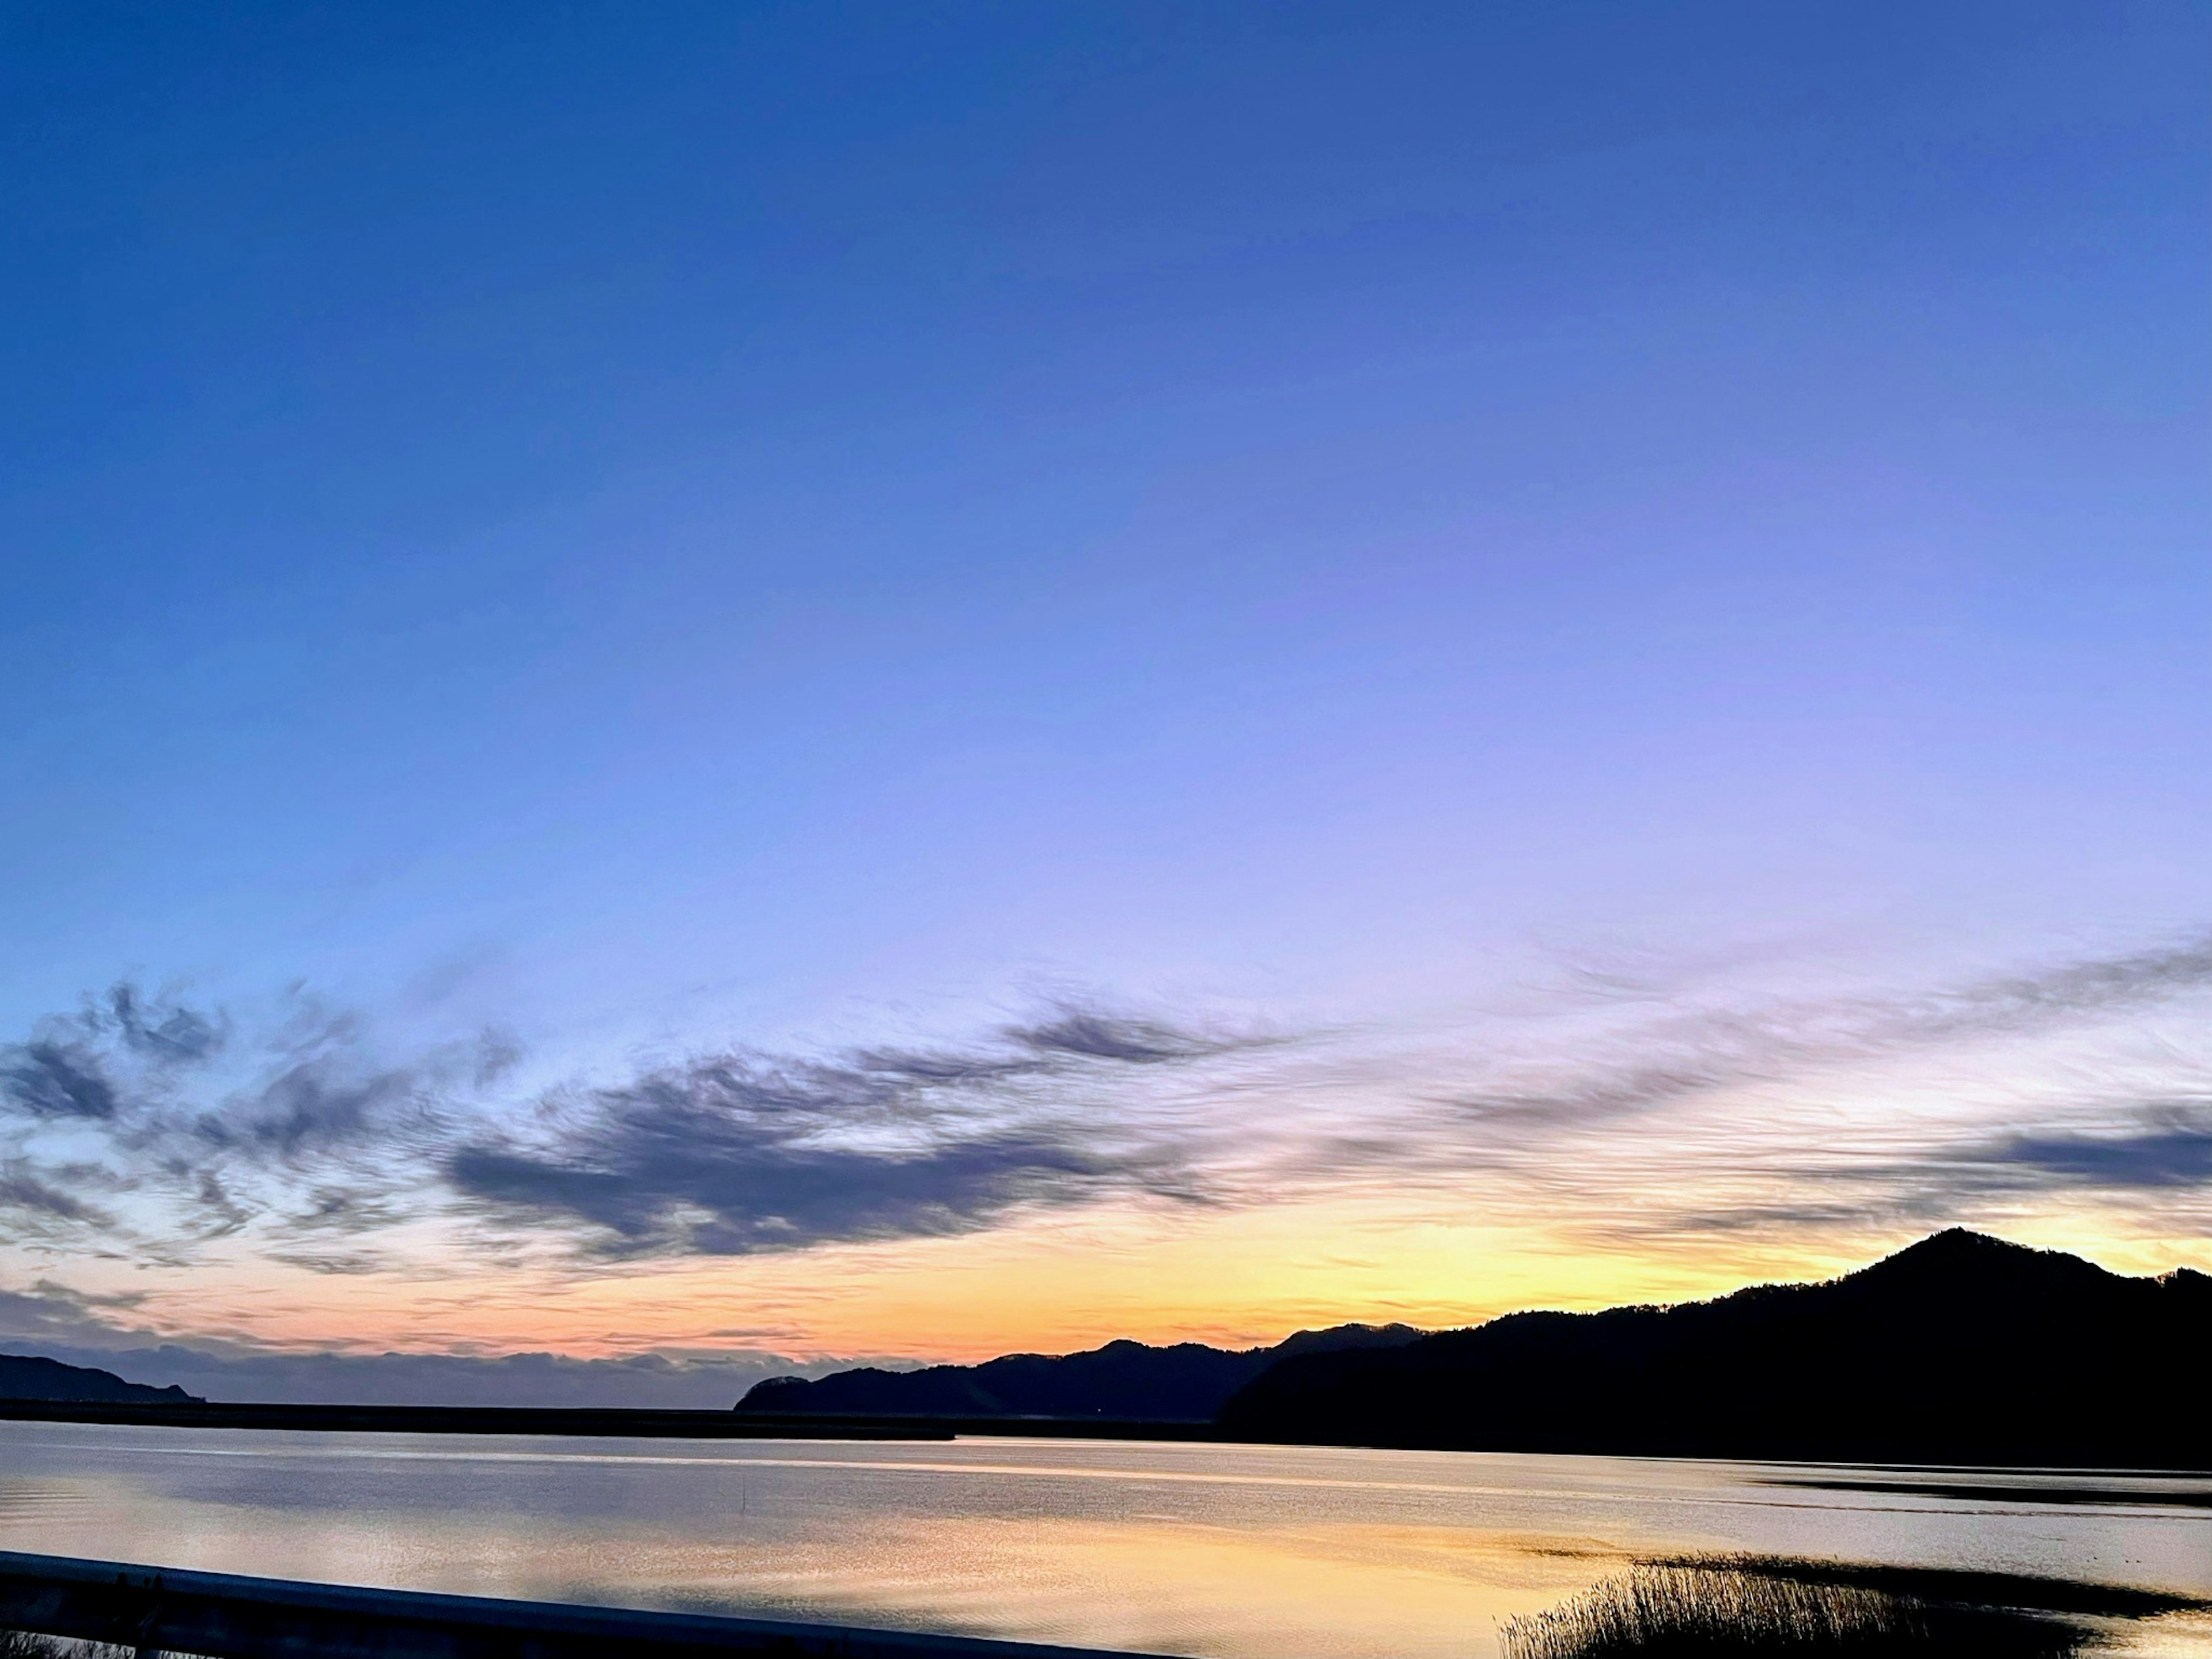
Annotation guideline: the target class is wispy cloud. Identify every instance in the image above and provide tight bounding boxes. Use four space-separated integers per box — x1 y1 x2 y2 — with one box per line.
0 985 485 1262
0 1162 115 1229
445 1013 1224 1258
1 990 1237 1266
2 1039 124 1121
3 937 2208 1280
1433 931 2212 1137
1602 1105 2212 1247
0 984 226 1125
1971 1111 2212 1190
1246 933 2212 1252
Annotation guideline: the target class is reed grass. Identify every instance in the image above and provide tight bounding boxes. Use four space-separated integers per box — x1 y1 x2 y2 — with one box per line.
0 1631 145 1659
1498 1563 2085 1659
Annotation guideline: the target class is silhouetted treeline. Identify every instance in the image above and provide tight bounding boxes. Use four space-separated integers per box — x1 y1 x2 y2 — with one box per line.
1217 1229 2211 1468
741 1325 1419 1420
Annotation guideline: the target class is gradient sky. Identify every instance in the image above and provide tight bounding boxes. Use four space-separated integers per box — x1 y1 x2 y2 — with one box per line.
3 2 2208 1401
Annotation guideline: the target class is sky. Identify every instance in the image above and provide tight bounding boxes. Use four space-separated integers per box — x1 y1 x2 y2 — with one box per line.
2 1 2208 1404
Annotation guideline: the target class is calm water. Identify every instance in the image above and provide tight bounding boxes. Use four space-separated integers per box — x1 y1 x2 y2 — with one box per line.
0 1423 2206 1658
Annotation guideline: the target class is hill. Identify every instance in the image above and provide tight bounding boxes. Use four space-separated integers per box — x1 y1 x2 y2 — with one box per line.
1217 1230 2212 1468
740 1324 1421 1421
0 1351 200 1405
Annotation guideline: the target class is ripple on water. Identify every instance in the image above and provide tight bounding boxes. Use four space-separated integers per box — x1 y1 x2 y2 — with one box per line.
0 1478 90 1522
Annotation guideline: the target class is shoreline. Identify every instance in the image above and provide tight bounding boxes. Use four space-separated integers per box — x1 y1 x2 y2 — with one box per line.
3 1402 2210 1478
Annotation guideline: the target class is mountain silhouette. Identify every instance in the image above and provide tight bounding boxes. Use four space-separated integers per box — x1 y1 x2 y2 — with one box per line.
0 1351 199 1404
741 1324 1421 1420
1217 1230 2211 1468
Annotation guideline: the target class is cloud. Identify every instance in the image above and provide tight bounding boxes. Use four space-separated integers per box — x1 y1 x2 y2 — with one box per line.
1433 931 2212 1138
1959 937 2212 1023
1549 1094 2212 1255
0 1274 892 1406
191 1057 421 1162
446 1021 1217 1258
0 1277 896 1408
0 1162 108 1221
1985 1127 2212 1188
0 984 226 1126
0 990 447 1264
1238 933 2212 1254
1 1040 120 1120
266 1249 392 1275
1011 1010 1226 1063
5 942 2208 1277
1958 1105 2212 1191
104 984 225 1064
1 986 1233 1264
0 1277 157 1350
8 1339 881 1408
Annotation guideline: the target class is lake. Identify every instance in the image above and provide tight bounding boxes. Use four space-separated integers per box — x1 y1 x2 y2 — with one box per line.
0 1422 2206 1658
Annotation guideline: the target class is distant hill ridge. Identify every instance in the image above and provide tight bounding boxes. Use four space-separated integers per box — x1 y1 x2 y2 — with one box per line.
744 1230 2209 1469
0 1351 199 1405
13 1230 2200 1471
740 1323 1422 1420
1218 1229 2212 1468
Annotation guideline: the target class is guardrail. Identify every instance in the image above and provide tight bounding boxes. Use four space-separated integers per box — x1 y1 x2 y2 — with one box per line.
0 1550 1151 1659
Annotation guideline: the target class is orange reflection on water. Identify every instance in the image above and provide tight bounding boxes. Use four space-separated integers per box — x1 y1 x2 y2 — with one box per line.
539 1517 1633 1659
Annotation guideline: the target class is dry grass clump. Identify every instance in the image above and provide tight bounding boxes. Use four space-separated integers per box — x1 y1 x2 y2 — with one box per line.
0 1633 143 1659
1498 1563 2083 1659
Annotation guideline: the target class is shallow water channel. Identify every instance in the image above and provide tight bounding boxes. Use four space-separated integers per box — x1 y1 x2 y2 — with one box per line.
0 1423 2205 1658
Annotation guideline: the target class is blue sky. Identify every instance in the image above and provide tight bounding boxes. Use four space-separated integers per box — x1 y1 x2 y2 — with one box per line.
1 3 2207 1388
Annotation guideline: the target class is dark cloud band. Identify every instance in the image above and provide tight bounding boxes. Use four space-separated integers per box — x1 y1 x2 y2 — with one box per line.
1 990 1228 1264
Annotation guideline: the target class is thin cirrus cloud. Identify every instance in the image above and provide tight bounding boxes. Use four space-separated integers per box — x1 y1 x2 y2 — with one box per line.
1246 931 2212 1252
0 984 492 1262
1612 1106 2212 1248
2 938 2210 1278
443 1014 1229 1259
1434 933 2212 1135
0 991 1244 1268
0 1163 113 1231
421 959 2212 1268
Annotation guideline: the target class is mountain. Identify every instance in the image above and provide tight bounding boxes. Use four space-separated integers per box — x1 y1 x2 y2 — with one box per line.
740 1324 1422 1421
1217 1230 2212 1468
0 1351 201 1404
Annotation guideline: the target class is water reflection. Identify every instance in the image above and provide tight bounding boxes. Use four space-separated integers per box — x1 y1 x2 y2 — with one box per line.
0 1424 2204 1659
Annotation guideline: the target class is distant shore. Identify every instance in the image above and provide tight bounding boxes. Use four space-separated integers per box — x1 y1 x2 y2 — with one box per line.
7 1402 2211 1478
0 1398 1219 1441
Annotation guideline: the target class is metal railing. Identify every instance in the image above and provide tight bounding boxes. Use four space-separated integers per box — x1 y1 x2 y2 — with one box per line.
0 1550 1150 1659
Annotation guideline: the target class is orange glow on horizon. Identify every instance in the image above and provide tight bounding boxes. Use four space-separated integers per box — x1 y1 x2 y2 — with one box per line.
46 1191 2212 1364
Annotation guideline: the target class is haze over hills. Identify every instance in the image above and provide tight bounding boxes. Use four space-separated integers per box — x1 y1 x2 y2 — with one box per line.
741 1324 1422 1421
9 1230 2203 1475
740 1232 2209 1469
0 1351 200 1405
1219 1230 2212 1468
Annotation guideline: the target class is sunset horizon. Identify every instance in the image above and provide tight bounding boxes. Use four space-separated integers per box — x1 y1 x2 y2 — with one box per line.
5 5 2205 1412
10 933 2211 1400
2 10 2205 1652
